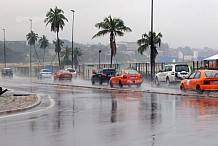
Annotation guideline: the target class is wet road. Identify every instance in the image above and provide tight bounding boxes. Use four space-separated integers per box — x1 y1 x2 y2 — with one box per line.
1 77 218 146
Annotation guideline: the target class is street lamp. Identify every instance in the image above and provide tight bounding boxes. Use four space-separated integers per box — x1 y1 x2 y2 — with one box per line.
150 0 154 81
99 50 101 68
2 29 6 68
71 10 75 69
29 19 32 77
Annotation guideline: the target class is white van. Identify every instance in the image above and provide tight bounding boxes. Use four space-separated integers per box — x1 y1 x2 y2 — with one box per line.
154 64 191 86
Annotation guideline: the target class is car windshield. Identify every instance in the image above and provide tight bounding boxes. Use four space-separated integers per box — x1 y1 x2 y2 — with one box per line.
124 70 139 74
205 71 218 77
175 65 189 72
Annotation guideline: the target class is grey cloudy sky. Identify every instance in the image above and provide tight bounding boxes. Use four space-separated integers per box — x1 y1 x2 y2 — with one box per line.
1 0 218 49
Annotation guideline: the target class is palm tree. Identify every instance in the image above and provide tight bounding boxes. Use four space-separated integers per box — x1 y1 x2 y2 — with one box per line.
44 6 68 68
60 46 72 67
73 47 83 69
60 46 71 60
26 31 41 65
51 39 64 65
137 31 163 80
38 35 49 67
92 15 132 67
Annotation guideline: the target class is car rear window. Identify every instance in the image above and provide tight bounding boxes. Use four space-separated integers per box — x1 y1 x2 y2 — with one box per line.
4 69 12 73
103 69 116 74
124 70 139 74
205 71 218 77
42 69 50 72
175 65 189 72
67 69 75 72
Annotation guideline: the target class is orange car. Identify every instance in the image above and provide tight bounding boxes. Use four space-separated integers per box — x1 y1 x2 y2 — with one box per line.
54 70 72 81
109 69 143 88
180 70 218 94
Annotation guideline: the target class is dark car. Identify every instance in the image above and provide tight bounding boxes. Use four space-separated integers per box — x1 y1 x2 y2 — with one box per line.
1 68 13 78
91 68 116 85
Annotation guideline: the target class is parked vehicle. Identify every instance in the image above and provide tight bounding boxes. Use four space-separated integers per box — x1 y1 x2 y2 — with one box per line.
37 69 52 79
109 69 143 88
180 70 218 94
65 68 77 79
54 70 72 81
91 68 116 85
1 68 13 78
154 64 191 86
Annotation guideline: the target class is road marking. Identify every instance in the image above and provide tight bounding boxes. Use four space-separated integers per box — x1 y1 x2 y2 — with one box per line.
0 95 55 119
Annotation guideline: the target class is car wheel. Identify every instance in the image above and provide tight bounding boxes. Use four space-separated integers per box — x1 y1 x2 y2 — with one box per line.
196 85 203 94
119 80 123 88
91 80 95 85
137 84 141 88
110 81 113 88
155 77 160 86
166 77 171 86
180 84 186 92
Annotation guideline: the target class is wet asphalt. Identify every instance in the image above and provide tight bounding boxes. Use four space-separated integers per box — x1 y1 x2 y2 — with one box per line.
0 76 218 146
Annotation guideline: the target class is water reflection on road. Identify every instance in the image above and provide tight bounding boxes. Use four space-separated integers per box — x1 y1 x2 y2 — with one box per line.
1 77 218 145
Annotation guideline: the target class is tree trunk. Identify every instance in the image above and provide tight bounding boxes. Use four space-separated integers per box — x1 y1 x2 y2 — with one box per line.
110 49 113 68
110 34 114 68
150 45 155 82
43 47 46 68
57 31 61 69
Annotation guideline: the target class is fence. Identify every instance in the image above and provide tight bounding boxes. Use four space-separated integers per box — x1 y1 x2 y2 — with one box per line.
1 61 200 79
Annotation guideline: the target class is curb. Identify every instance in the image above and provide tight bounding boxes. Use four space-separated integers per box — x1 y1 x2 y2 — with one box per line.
0 94 41 115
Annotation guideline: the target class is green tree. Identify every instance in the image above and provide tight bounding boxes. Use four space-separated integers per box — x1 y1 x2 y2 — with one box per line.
73 47 83 69
137 31 163 80
26 31 41 65
60 46 71 67
44 6 68 68
92 15 132 67
38 35 49 67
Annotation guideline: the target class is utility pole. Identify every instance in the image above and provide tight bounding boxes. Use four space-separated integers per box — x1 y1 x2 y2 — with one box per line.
2 29 6 68
29 19 32 77
71 10 75 69
150 0 154 81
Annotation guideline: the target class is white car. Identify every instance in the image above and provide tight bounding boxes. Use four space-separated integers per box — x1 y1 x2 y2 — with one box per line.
154 64 191 86
65 68 77 79
37 69 52 79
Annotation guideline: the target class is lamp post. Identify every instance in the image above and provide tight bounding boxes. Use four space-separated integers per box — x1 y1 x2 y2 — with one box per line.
29 19 32 77
150 0 154 81
2 29 6 68
71 10 75 69
99 50 101 68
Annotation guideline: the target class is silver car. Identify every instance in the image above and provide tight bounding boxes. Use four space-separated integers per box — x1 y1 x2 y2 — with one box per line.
37 69 52 79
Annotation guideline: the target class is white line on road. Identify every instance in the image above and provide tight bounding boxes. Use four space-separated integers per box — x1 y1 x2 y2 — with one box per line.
0 95 55 119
